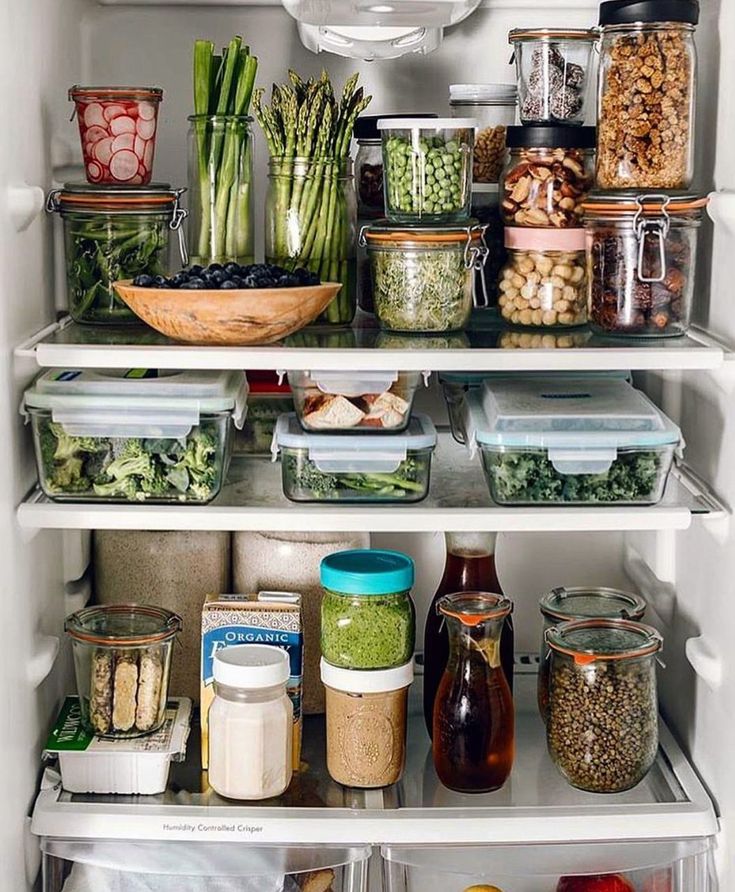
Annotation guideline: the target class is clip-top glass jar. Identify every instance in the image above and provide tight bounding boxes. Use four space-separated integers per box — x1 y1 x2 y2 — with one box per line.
449 84 517 185
584 192 708 337
537 587 647 721
546 618 663 793
597 0 699 189
320 549 415 670
46 184 187 325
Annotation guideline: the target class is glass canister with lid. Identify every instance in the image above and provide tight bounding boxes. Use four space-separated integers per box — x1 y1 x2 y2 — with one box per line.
584 192 709 337
597 0 699 189
449 85 517 185
320 549 416 670
537 586 647 721
546 618 663 793
508 29 598 126
363 221 488 332
46 184 187 325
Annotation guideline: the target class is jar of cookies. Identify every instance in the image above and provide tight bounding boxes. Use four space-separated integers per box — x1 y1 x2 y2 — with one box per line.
584 192 708 337
498 228 587 328
597 0 699 189
449 84 517 185
500 126 595 228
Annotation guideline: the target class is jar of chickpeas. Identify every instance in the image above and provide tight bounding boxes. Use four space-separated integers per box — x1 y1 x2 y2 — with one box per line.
498 228 587 328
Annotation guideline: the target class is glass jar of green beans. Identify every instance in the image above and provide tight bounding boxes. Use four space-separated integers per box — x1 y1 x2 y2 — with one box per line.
265 157 357 326
47 184 187 325
378 117 476 224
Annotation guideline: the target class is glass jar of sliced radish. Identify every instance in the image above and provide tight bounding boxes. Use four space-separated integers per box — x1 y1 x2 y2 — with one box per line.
69 86 163 186
46 184 187 325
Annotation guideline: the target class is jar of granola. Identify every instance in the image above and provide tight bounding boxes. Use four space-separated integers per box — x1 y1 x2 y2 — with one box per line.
597 0 699 190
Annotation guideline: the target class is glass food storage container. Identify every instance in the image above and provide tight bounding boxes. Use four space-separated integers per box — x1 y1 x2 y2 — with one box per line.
65 604 182 739
322 658 414 788
464 376 683 506
69 85 162 185
449 84 517 185
234 372 293 455
23 368 247 504
597 0 699 189
288 369 422 432
508 29 598 125
320 548 415 670
378 117 476 223
537 586 647 722
546 617 663 793
188 115 254 267
363 221 488 332
500 126 595 228
584 192 708 338
46 184 187 325
499 228 587 328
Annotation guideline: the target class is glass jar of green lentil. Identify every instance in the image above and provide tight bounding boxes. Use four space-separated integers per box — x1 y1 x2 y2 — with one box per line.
320 549 415 670
378 117 476 224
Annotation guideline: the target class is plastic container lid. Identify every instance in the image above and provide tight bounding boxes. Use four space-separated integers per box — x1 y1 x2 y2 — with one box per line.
449 84 517 103
506 125 597 149
540 587 647 622
65 604 182 647
213 644 290 689
505 227 586 252
321 657 415 693
546 618 663 663
320 549 415 595
599 0 699 27
289 369 401 396
354 113 437 141
377 117 478 130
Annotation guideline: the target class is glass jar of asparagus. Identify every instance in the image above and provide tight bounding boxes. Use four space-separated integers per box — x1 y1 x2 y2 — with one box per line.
188 37 258 267
255 71 371 326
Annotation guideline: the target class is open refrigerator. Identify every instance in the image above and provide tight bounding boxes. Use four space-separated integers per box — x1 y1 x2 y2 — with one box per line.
3 0 735 891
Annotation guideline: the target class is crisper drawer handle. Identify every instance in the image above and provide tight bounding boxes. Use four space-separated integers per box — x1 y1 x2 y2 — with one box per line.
309 447 407 474
547 447 618 476
51 406 200 439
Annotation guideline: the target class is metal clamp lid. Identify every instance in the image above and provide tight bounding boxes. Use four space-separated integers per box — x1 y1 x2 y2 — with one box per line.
634 193 671 284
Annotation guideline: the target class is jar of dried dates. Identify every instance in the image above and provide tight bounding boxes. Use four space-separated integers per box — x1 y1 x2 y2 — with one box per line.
597 0 699 190
500 126 595 229
583 192 708 338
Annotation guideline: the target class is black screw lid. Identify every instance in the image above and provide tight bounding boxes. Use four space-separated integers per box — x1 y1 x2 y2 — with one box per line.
354 113 437 141
599 0 699 26
506 125 596 149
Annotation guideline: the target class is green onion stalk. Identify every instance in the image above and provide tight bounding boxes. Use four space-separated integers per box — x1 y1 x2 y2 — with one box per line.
254 70 371 325
190 37 258 266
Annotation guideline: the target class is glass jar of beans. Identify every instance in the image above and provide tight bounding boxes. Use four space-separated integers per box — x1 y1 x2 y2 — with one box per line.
546 617 663 793
498 228 587 328
450 84 517 185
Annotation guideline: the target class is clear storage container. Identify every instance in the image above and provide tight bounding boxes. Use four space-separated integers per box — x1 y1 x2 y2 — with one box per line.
547 618 663 793
288 370 422 432
46 184 187 325
23 369 247 503
498 228 587 328
597 0 698 189
500 126 595 228
320 549 416 669
65 604 182 739
235 373 293 455
363 221 488 332
464 377 682 506
379 117 476 223
584 192 708 338
449 85 517 185
508 29 598 125
273 413 437 503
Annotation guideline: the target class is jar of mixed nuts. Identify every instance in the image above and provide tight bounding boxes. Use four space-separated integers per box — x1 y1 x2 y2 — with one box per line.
537 586 647 722
546 617 663 793
597 0 699 190
583 192 708 337
498 228 587 328
500 126 595 228
449 84 517 185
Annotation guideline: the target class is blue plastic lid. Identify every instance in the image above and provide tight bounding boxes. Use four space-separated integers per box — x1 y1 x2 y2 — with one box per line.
320 549 415 596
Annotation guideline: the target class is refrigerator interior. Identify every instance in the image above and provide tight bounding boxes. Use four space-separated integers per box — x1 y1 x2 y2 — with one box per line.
3 0 735 890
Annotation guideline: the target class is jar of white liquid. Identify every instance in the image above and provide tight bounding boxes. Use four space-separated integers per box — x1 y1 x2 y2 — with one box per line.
208 644 293 800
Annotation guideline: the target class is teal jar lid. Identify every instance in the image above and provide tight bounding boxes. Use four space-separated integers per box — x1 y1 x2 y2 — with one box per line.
320 549 415 596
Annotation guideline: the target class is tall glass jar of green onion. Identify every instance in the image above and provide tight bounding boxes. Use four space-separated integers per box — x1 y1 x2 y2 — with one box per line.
265 157 357 326
187 114 254 267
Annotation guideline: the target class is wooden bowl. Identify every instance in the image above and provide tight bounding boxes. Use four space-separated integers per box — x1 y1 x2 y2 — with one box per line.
113 280 343 346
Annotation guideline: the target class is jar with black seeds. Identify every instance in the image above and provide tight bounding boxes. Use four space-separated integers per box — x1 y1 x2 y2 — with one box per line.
546 618 662 794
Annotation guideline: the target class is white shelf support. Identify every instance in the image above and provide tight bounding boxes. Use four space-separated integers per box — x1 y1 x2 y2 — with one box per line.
27 634 60 688
686 636 724 691
624 540 677 627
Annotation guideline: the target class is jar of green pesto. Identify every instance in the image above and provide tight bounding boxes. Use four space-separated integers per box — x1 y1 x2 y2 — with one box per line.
320 549 415 670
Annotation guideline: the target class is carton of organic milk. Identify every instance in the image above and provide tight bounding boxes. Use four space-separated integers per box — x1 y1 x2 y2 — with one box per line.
201 592 303 771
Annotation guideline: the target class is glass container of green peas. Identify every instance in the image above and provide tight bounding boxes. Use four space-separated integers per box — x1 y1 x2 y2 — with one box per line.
377 118 477 224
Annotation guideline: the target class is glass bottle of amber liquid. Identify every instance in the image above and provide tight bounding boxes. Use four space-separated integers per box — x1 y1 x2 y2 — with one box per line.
423 531 514 736
432 592 515 793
